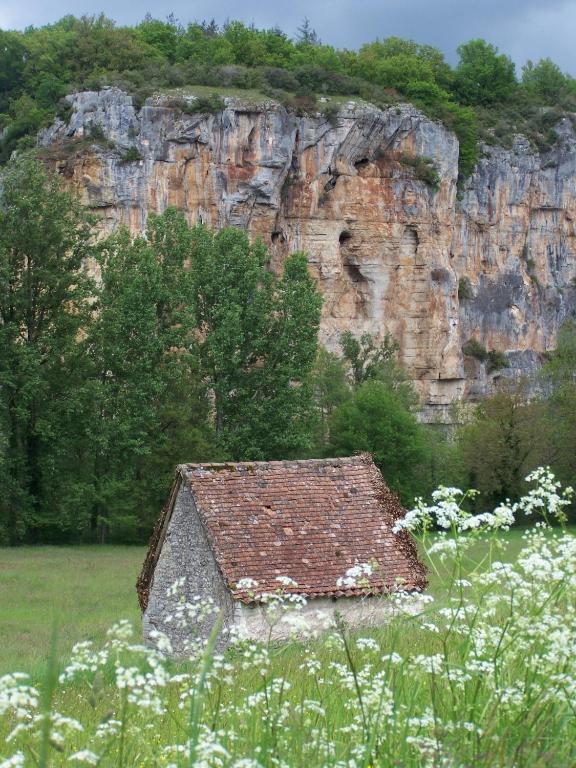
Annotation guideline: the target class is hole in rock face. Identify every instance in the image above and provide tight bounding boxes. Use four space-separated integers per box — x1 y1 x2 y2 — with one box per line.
271 230 285 244
431 267 450 283
354 157 370 169
344 262 365 284
242 126 257 163
337 228 370 317
323 174 338 195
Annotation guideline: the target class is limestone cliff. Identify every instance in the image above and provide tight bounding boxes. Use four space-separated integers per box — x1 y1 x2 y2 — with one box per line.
39 88 576 420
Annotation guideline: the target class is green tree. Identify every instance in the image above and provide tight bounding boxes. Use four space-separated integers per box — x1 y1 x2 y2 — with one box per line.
339 330 416 405
296 18 321 46
176 23 234 66
541 320 576 492
0 94 51 162
310 347 351 449
454 39 517 105
0 30 26 111
0 156 94 543
136 15 180 62
190 226 322 459
82 210 215 542
339 331 397 385
522 58 572 104
457 384 547 506
328 379 428 503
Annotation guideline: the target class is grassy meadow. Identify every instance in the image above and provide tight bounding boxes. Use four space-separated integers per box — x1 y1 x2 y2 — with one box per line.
0 547 145 677
0 530 545 676
1 514 576 767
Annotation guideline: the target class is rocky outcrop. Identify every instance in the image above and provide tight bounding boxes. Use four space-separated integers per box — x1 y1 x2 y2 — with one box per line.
38 88 576 420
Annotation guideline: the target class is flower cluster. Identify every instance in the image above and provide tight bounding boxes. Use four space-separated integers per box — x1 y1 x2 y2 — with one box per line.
336 561 376 588
394 466 572 536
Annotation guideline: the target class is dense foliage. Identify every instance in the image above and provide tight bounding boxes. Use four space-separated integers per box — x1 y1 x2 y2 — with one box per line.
456 322 576 511
0 155 95 543
190 227 321 460
2 15 576 176
0 158 322 544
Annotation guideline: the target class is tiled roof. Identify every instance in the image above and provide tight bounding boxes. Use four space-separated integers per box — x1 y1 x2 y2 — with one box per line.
138 454 426 609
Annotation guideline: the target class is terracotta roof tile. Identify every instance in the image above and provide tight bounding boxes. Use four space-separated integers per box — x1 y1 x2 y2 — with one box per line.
140 454 427 605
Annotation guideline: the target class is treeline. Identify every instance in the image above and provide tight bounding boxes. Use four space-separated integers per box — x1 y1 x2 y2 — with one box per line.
0 156 323 544
2 14 576 174
1 157 575 544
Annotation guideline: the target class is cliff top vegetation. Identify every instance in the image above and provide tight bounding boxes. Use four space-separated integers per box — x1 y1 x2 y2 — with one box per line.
2 14 576 176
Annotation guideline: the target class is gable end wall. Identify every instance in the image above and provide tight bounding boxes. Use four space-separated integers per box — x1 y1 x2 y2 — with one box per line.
143 482 234 655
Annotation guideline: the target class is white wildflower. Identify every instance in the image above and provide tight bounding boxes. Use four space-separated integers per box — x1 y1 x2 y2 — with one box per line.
68 750 100 765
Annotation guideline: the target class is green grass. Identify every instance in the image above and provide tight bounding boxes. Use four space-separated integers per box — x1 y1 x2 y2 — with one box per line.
160 84 273 103
0 530 531 677
1 527 575 765
0 546 144 676
159 86 372 110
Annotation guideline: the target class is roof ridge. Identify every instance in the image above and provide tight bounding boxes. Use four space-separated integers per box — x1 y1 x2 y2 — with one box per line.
178 454 371 474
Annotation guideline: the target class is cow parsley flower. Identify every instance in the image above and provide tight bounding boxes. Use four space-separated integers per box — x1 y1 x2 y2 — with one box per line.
68 750 100 765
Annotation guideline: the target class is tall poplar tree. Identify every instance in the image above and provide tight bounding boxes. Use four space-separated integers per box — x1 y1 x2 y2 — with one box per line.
82 210 216 542
0 156 94 543
190 226 322 459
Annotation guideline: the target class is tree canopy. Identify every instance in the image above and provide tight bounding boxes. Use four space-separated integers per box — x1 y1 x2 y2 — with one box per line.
1 16 575 176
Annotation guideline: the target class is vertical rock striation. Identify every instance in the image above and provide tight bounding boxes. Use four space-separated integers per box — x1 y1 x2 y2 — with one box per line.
39 88 576 419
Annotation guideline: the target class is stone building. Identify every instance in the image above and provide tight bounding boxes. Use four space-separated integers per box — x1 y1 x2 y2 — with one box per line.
137 455 427 653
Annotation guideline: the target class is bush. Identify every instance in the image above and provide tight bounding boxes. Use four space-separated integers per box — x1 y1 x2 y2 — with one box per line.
328 379 428 503
282 92 318 116
399 152 440 190
321 102 340 127
458 277 473 300
119 146 142 163
487 350 509 373
55 98 73 124
192 93 226 114
87 123 105 141
462 339 488 361
86 122 115 149
263 66 299 91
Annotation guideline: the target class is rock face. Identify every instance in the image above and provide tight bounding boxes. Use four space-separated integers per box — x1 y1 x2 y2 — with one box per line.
39 88 576 420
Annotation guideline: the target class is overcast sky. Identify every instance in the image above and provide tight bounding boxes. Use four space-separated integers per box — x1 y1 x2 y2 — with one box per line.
1 0 576 75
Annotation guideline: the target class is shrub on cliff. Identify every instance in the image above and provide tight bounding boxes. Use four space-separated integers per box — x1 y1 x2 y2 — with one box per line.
462 339 489 362
399 152 440 190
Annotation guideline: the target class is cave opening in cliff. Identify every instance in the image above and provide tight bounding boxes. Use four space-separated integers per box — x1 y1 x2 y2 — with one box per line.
343 262 365 284
271 230 285 245
338 229 370 316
